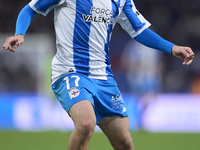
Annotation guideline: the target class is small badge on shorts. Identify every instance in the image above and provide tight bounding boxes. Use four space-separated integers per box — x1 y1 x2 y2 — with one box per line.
122 107 127 113
68 87 80 99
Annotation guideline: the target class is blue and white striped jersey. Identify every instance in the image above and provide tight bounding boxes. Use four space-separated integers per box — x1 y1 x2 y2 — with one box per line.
29 0 151 84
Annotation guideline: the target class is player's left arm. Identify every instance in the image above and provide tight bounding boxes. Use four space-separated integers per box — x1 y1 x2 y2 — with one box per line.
134 28 194 65
118 0 194 65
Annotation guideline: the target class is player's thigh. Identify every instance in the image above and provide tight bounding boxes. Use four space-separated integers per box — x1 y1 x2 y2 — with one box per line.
98 116 133 146
52 73 96 126
69 100 96 129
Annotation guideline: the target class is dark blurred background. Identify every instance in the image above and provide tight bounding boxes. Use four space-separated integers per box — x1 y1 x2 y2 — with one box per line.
1 0 200 94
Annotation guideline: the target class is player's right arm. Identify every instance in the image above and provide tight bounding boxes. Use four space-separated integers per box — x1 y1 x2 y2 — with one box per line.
3 4 36 52
3 0 65 52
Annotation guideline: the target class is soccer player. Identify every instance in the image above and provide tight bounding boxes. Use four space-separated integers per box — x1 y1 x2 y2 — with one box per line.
3 0 194 149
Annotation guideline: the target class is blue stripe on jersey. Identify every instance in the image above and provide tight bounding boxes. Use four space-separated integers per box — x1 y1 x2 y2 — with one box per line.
111 0 120 18
123 0 145 32
34 0 60 13
73 0 92 74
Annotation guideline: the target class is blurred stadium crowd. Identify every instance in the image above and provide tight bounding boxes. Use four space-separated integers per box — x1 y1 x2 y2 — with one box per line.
0 0 200 94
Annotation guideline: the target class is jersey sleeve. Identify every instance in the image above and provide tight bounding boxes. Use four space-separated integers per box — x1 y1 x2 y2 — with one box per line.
117 0 151 38
15 5 37 36
134 28 175 54
29 0 66 16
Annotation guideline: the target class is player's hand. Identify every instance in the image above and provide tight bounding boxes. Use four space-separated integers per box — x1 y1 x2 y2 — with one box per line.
171 45 194 65
2 34 24 52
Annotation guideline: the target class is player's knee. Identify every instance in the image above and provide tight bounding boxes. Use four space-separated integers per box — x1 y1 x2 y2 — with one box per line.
77 120 96 138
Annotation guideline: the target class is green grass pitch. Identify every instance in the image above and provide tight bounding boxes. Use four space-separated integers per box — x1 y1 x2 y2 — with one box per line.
0 131 200 150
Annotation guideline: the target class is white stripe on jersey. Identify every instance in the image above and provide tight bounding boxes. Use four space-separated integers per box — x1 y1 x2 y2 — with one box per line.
88 0 111 80
51 1 77 83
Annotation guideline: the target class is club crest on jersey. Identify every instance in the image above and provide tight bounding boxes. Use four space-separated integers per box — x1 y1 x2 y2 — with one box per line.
68 87 80 99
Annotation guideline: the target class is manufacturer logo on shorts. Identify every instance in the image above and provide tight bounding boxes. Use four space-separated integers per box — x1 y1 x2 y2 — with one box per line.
111 95 125 110
68 87 80 99
111 95 123 102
